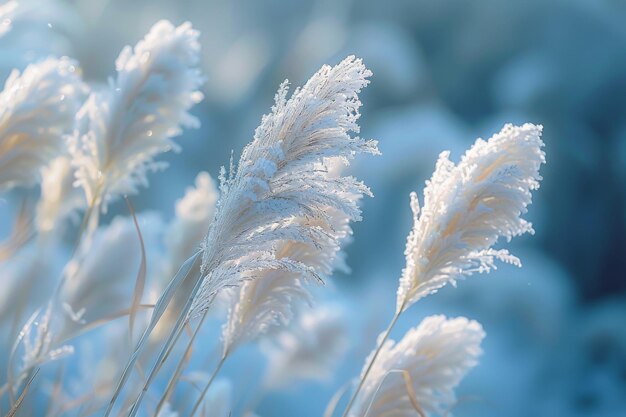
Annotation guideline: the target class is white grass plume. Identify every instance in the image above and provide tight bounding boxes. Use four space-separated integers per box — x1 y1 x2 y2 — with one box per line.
349 315 484 417
68 20 204 210
261 305 348 388
0 57 84 190
221 202 354 353
396 123 545 313
163 171 218 279
0 1 17 38
190 56 379 317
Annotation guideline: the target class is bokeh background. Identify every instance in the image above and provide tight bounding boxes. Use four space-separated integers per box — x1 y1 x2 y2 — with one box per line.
1 0 625 416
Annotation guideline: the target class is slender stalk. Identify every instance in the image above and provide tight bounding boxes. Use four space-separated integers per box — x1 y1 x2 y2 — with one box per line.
154 311 209 416
103 252 201 417
126 318 187 417
189 353 228 417
341 301 405 417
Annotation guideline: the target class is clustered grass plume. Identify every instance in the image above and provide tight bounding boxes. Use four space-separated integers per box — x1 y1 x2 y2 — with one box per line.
163 171 218 280
192 56 378 319
0 57 83 189
0 1 17 38
35 155 85 233
68 20 203 211
396 123 545 314
339 124 544 417
349 316 484 417
0 9 548 417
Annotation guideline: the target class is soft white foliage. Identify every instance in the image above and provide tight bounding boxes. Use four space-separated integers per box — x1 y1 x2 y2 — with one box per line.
0 243 51 320
0 1 18 38
261 305 349 388
396 123 545 313
60 214 163 329
349 315 484 417
0 57 84 189
163 171 218 278
221 160 357 353
36 156 86 233
68 20 204 209
221 266 313 354
190 56 379 316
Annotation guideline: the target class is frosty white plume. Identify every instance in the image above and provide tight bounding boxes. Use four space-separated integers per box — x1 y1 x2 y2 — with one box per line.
163 171 218 279
68 20 203 209
36 156 86 233
221 204 353 353
261 305 349 388
190 56 379 317
349 316 484 417
221 157 358 353
0 1 17 38
396 123 545 313
0 57 83 189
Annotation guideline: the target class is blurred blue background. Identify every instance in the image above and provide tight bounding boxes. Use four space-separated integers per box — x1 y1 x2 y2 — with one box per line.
1 0 625 416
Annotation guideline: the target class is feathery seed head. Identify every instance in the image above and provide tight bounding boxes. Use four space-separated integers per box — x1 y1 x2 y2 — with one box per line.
36 156 86 233
0 57 84 189
190 56 378 318
163 171 218 279
350 315 485 417
396 123 545 313
0 1 17 38
68 20 204 210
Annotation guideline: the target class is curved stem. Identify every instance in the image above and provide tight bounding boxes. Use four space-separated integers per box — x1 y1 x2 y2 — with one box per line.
189 353 228 417
341 308 403 417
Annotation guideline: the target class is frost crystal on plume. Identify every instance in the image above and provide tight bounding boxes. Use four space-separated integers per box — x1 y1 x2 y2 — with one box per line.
68 20 203 209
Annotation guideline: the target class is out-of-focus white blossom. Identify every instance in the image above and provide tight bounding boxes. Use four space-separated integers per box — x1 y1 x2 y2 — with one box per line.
0 57 84 189
261 305 349 388
191 56 379 317
201 379 232 417
36 156 86 233
349 315 484 417
0 1 18 38
396 123 545 313
163 171 217 278
60 214 163 330
68 20 204 210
